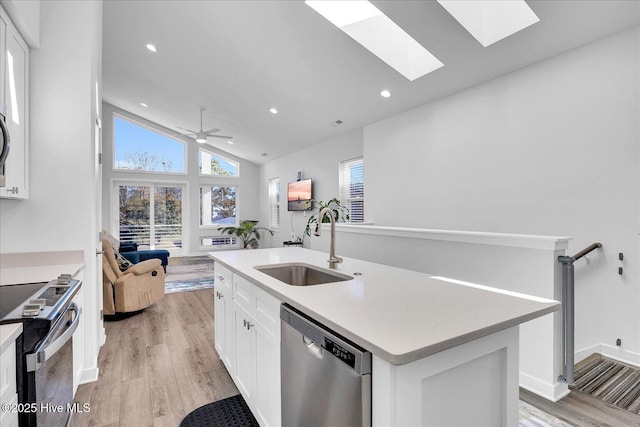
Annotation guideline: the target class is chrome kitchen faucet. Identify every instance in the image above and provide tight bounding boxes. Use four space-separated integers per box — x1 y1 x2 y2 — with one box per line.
314 207 343 269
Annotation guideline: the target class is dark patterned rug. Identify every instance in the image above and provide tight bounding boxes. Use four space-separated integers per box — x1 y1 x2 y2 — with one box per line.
572 354 640 414
180 394 258 427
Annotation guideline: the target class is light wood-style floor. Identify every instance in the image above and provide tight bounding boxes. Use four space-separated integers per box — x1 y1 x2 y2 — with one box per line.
73 286 640 427
71 288 238 427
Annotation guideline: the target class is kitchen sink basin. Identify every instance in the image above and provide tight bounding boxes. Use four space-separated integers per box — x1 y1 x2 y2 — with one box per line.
254 263 352 286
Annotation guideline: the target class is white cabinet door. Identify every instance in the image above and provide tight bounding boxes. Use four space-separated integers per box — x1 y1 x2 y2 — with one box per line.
0 8 6 110
0 7 28 200
255 323 281 427
234 304 256 404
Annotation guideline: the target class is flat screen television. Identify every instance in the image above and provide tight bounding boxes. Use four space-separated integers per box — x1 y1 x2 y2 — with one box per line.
288 178 312 211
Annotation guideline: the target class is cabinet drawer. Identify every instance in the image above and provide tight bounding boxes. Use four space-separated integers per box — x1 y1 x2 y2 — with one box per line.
233 274 255 315
0 339 16 404
215 263 233 292
233 275 281 339
254 286 281 339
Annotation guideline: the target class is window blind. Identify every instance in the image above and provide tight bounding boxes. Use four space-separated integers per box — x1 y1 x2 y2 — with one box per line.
269 177 280 228
339 157 364 223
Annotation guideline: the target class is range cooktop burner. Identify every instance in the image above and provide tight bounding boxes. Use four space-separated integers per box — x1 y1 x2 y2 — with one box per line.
0 277 81 323
0 282 48 319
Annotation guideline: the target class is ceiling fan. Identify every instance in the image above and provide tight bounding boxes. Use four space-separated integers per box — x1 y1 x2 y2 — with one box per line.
177 107 232 144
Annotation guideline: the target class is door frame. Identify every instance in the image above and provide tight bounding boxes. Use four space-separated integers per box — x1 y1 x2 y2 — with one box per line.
110 178 189 255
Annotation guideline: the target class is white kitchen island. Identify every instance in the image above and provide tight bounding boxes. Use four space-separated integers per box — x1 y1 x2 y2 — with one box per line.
209 247 559 426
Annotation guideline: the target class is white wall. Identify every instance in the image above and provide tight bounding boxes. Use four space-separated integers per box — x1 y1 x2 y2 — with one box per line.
0 0 103 381
101 102 260 255
259 27 640 364
258 128 363 248
363 28 640 360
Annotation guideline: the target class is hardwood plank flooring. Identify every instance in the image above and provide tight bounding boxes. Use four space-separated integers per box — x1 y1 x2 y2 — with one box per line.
74 286 639 426
520 387 640 426
72 288 239 427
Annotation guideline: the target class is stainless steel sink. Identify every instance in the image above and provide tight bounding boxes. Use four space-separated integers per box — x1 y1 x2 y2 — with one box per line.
254 263 352 286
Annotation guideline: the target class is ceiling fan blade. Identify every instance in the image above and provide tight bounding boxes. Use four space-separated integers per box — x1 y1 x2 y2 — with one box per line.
209 134 233 139
176 126 198 134
204 127 221 134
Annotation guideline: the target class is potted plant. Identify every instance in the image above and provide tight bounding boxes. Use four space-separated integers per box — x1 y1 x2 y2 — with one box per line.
304 198 350 238
219 220 273 249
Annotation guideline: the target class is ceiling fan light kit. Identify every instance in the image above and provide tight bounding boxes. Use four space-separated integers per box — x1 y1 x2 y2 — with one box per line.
178 107 233 144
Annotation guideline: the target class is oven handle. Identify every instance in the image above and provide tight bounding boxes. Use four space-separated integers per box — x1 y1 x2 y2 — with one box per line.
26 303 81 372
0 114 10 169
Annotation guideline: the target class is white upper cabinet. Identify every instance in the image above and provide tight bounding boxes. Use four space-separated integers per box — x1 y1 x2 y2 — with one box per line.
0 6 29 200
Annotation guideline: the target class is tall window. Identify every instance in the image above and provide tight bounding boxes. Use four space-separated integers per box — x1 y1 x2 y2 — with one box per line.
200 185 237 226
339 157 364 223
269 178 280 228
117 183 184 253
114 115 186 173
199 148 239 176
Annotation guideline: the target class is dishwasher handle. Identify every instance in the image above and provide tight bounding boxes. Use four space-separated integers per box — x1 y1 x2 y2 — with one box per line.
303 336 324 359
281 303 371 375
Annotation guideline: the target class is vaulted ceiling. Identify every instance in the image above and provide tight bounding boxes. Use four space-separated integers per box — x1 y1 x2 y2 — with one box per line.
103 1 639 164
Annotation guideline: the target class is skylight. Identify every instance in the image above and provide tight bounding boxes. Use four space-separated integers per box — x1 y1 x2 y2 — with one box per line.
306 0 443 81
437 0 539 47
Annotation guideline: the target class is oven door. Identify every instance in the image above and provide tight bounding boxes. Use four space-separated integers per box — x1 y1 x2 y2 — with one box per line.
26 303 80 427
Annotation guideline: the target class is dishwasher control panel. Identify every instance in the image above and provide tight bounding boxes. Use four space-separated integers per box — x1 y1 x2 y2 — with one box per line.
325 337 356 368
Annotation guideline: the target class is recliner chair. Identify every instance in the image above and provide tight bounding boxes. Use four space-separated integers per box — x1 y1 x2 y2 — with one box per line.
102 238 165 315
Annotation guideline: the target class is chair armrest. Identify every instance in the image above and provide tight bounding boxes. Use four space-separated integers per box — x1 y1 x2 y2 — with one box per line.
124 258 162 275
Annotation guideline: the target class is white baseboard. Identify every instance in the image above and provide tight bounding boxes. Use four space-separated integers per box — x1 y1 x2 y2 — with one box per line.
519 372 569 402
575 343 640 367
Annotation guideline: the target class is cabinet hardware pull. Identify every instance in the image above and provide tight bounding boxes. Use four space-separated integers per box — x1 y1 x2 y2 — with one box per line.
243 319 247 327
246 322 254 330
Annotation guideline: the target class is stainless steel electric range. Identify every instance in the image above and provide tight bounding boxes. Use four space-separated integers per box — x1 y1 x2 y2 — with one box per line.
0 276 81 427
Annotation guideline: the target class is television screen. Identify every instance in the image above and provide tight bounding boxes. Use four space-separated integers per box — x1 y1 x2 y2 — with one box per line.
288 179 312 211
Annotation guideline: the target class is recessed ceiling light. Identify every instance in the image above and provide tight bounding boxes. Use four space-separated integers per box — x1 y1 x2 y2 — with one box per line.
269 107 278 114
305 0 443 81
227 140 234 145
145 43 157 53
437 0 539 47
140 102 148 107
261 153 268 157
380 90 391 98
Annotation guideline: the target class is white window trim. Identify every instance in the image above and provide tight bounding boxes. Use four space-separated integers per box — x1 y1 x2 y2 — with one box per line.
110 178 189 255
339 156 364 223
199 184 239 229
268 177 280 229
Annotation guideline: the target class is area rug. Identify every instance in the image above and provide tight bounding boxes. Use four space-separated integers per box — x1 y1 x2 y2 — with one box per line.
180 394 258 427
165 277 214 294
572 354 640 414
165 258 215 293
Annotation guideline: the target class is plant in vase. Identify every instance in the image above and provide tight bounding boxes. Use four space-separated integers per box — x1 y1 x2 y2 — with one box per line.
219 220 273 249
304 198 350 238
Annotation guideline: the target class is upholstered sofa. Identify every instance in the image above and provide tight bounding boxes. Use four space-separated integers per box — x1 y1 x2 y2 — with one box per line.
102 230 170 272
102 238 165 315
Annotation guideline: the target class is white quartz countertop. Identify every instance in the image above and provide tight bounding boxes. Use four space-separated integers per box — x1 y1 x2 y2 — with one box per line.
0 250 84 286
209 247 560 365
0 323 22 353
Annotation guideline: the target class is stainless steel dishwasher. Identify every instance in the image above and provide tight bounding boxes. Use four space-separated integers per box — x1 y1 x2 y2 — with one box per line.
281 304 372 427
